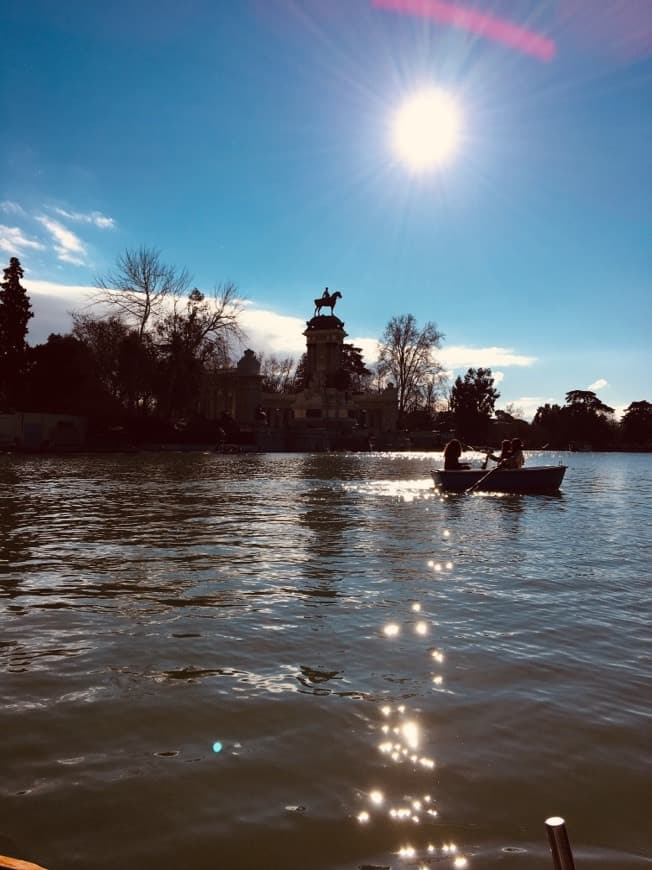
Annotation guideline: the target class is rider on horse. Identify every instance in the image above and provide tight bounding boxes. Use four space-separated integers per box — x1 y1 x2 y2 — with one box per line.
313 287 342 317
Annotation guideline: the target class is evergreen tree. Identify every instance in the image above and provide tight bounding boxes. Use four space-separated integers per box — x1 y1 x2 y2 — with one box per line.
532 402 567 447
25 334 105 415
339 343 371 391
449 367 500 442
564 389 614 414
621 400 652 445
293 353 309 391
563 389 615 447
0 257 33 409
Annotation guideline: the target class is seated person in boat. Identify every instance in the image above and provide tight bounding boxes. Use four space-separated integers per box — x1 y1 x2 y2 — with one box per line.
443 439 471 470
502 437 525 469
482 439 511 469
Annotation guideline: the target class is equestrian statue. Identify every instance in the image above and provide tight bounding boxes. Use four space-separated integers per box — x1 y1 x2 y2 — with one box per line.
313 288 342 317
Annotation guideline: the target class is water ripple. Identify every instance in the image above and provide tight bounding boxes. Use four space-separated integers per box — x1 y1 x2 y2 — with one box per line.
0 451 650 869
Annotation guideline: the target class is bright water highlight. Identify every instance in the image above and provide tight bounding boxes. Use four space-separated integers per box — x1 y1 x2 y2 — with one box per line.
0 451 650 868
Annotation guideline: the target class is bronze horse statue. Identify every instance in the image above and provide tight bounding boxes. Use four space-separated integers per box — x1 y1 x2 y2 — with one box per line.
313 289 342 317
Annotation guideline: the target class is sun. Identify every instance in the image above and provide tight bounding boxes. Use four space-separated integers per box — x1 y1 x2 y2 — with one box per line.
392 88 461 171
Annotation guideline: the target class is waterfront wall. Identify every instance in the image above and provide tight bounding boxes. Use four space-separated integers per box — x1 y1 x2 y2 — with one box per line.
0 412 87 450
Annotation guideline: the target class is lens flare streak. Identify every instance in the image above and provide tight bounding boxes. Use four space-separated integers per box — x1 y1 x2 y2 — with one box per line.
372 0 556 61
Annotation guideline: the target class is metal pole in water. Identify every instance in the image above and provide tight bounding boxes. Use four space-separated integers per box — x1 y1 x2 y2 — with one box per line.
545 816 576 870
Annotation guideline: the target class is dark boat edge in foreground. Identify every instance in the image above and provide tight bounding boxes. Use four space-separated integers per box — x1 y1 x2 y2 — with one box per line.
432 465 567 493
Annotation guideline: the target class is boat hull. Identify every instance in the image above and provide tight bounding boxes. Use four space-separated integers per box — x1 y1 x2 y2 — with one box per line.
432 465 567 493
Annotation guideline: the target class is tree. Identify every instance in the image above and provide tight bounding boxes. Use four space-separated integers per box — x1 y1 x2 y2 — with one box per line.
449 367 500 442
72 313 134 405
118 330 158 415
620 401 652 445
155 286 243 365
339 343 371 392
563 389 615 447
94 246 191 339
564 390 614 414
260 354 295 394
79 266 244 421
293 353 309 392
503 402 525 420
377 314 444 423
0 257 33 408
532 402 567 447
25 334 106 415
73 312 157 415
153 286 244 418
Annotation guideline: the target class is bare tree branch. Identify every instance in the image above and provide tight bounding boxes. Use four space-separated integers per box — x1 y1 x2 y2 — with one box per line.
378 314 444 421
94 246 191 339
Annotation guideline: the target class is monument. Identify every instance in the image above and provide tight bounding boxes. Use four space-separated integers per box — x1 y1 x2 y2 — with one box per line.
203 289 398 450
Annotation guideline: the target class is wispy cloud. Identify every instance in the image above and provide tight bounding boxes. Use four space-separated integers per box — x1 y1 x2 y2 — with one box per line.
0 225 46 255
439 345 537 369
36 216 88 266
588 378 608 391
51 207 116 229
0 201 27 217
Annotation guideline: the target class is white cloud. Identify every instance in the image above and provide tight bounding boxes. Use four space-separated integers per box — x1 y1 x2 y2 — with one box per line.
508 396 558 422
232 328 539 376
36 216 88 266
505 394 623 423
21 287 541 401
23 289 378 363
588 378 608 391
24 279 96 344
439 345 537 369
0 225 46 255
28 279 95 300
349 336 380 364
0 201 27 216
52 207 116 229
239 306 307 357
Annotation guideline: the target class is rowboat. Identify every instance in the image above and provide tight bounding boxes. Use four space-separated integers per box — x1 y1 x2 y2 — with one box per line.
431 465 567 493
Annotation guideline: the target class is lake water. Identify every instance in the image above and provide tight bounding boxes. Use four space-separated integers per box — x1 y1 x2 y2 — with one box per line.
1 450 650 870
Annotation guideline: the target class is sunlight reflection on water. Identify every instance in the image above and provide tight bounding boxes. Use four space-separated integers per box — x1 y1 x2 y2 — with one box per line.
0 451 650 869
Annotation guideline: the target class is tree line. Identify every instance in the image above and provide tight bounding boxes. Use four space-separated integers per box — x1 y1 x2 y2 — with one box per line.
0 251 246 442
1 252 650 449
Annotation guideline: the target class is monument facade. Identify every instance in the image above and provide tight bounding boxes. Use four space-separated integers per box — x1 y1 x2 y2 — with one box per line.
203 290 398 450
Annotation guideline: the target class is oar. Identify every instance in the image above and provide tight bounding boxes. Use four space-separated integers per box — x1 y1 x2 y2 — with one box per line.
545 816 575 869
465 461 504 494
464 444 493 469
0 856 48 870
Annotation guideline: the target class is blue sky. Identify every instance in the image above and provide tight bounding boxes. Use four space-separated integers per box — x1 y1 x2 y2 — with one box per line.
1 0 650 418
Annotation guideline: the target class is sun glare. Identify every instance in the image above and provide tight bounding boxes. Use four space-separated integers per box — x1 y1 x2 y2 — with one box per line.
392 88 461 170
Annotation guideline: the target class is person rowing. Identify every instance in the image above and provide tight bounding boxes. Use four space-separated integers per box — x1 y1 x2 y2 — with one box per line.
485 436 525 470
482 439 512 470
503 437 525 469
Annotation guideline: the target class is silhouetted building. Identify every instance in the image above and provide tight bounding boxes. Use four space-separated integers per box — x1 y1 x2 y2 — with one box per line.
203 295 397 450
